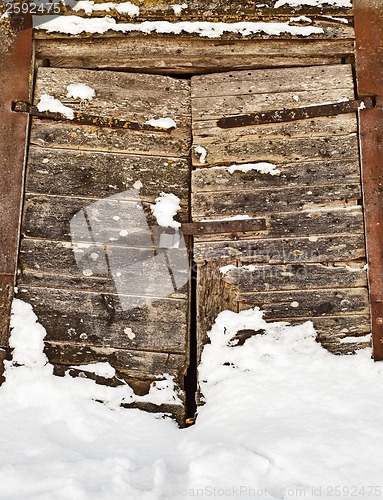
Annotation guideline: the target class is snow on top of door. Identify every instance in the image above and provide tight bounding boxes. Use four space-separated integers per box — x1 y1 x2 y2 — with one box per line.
72 1 140 16
35 17 325 37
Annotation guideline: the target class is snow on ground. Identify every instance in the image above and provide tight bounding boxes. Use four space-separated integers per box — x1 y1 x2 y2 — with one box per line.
0 300 383 499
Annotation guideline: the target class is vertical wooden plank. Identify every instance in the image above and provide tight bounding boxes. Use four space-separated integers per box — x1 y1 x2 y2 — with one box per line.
354 0 383 360
0 14 32 376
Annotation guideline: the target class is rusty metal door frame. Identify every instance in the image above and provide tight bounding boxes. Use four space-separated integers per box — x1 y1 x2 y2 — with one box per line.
0 13 33 381
354 0 383 360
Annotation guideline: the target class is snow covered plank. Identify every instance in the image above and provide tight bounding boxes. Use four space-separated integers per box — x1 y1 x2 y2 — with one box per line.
43 341 186 382
222 263 367 292
26 147 189 203
34 37 355 75
238 288 370 319
194 234 365 262
192 159 360 193
22 195 187 244
192 183 361 219
19 240 188 300
16 286 187 352
191 133 358 167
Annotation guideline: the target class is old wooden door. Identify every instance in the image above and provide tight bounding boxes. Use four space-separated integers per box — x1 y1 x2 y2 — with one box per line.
191 64 370 363
16 68 191 420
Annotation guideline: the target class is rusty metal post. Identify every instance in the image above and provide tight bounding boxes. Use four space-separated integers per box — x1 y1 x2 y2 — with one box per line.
0 13 32 381
354 0 383 360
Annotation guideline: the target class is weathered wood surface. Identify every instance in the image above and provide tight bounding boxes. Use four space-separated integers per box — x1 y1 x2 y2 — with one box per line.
194 233 366 263
191 64 357 167
192 133 358 167
222 263 367 291
27 147 190 202
193 208 365 244
19 239 189 299
34 37 355 74
192 65 354 97
44 341 186 380
196 258 237 364
239 288 369 319
0 277 14 346
193 184 361 219
32 68 190 157
17 286 187 352
22 194 187 243
192 159 360 193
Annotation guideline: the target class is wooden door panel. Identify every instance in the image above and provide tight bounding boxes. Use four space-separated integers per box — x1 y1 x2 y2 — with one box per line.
191 64 369 358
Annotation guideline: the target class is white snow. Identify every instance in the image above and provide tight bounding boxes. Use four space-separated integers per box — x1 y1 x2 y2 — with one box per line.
145 117 177 129
66 83 96 100
35 17 324 37
72 1 139 16
201 214 251 222
172 3 188 15
275 0 351 6
36 94 74 119
227 162 281 176
2 300 383 498
150 192 181 229
219 264 236 274
194 145 207 163
70 362 116 378
339 333 371 344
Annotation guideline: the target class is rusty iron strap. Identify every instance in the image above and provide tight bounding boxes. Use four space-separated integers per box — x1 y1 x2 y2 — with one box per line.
217 98 374 129
12 101 175 133
181 218 266 235
354 0 383 361
0 14 32 378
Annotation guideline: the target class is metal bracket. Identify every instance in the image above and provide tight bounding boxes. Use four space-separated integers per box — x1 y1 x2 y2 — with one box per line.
217 97 375 129
12 101 175 133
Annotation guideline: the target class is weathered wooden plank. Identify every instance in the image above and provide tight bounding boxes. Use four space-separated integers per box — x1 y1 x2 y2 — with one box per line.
192 159 360 193
30 119 191 157
193 207 365 244
192 133 358 167
34 37 355 74
17 286 188 353
222 263 367 292
27 147 189 202
196 258 237 364
191 65 354 98
192 114 357 147
22 194 188 243
34 68 191 120
0 277 14 346
191 88 354 122
194 233 366 263
192 184 361 219
239 288 370 319
19 239 189 299
44 342 187 380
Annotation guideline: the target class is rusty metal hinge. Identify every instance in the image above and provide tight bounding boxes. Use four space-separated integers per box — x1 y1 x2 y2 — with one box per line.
217 97 375 129
12 101 175 133
180 218 266 235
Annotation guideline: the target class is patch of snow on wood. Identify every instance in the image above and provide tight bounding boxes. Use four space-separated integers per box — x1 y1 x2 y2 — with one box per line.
66 83 96 100
194 145 207 163
151 192 181 229
227 162 280 176
339 334 371 344
274 0 351 7
70 362 117 379
145 117 177 129
35 16 324 37
73 1 139 16
37 94 74 119
172 3 188 14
